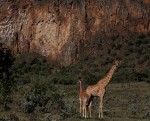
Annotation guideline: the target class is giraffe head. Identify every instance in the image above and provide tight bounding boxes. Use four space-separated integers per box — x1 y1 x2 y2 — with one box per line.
114 60 121 67
77 79 82 84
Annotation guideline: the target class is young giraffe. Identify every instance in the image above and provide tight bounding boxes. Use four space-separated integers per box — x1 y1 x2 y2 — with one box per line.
78 80 92 118
86 60 121 118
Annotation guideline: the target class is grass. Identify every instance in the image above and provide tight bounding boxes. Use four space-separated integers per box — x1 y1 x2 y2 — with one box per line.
57 82 150 121
1 82 150 121
0 33 150 120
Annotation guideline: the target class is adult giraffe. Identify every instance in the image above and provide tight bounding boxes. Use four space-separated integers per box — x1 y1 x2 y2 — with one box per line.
86 60 121 118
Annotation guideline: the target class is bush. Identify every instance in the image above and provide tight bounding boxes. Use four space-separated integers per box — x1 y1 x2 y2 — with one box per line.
52 73 77 85
11 53 53 86
0 42 14 107
138 33 146 39
22 76 68 119
80 53 92 62
81 70 97 85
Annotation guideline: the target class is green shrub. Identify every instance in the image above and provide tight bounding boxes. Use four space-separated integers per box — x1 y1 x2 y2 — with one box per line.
138 33 146 39
11 53 53 85
52 73 77 85
80 53 92 62
21 76 69 119
0 42 14 107
0 116 9 121
81 70 97 85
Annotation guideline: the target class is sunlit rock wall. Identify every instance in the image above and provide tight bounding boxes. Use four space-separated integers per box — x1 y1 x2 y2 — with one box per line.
0 0 149 64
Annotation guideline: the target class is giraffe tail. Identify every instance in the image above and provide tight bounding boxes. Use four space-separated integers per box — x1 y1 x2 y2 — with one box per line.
86 95 93 107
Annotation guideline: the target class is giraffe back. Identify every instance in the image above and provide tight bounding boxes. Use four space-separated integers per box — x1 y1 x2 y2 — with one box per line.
86 84 105 97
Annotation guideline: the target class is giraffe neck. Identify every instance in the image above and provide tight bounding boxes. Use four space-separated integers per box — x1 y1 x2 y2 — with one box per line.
98 65 117 87
80 81 83 93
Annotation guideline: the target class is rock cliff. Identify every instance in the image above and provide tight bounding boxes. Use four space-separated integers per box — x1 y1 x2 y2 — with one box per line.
0 0 149 64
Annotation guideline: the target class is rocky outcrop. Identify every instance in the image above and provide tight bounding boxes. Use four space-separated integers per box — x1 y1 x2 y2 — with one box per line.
0 0 149 65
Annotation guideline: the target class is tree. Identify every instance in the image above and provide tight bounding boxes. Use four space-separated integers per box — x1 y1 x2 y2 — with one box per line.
0 42 14 107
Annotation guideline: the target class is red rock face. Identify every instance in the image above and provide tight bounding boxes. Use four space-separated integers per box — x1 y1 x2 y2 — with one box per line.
143 0 150 4
0 0 149 65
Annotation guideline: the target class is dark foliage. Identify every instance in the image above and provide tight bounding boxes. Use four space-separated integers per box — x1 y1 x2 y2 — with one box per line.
0 42 14 106
0 33 150 120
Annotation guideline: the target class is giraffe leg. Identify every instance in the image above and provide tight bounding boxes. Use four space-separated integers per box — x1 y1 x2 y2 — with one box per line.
82 105 84 117
88 102 92 118
100 97 103 118
99 97 103 118
86 105 88 118
99 91 105 118
88 96 93 118
79 99 82 113
83 102 87 118
99 102 101 118
85 106 87 119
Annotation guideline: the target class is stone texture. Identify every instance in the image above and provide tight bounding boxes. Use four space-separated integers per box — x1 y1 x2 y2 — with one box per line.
0 0 149 65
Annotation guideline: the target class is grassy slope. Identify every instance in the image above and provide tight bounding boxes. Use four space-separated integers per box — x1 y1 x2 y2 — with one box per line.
0 33 150 120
